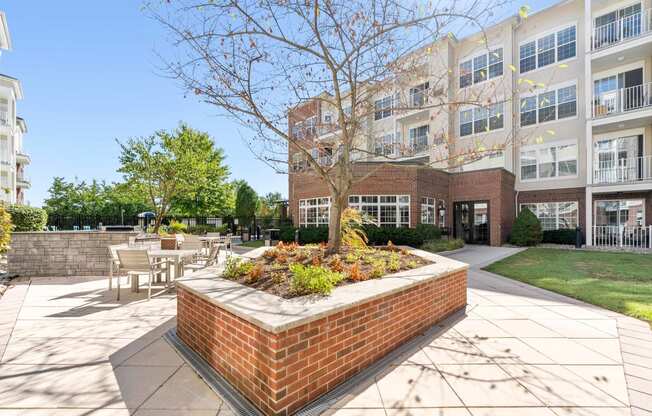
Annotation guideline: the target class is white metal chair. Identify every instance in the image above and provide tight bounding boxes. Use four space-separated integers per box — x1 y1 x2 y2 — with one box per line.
184 245 221 273
108 244 129 291
116 249 170 301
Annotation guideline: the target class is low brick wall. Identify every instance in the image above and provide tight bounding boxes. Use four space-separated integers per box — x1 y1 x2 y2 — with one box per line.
177 252 467 416
7 231 139 277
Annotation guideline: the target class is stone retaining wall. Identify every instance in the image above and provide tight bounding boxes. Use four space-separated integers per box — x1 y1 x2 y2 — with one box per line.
7 231 139 277
177 251 467 416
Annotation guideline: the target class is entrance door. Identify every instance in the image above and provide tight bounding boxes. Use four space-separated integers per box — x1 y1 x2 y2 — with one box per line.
454 201 490 245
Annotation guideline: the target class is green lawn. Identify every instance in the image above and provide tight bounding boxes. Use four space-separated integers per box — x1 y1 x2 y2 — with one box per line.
484 248 652 323
240 239 266 248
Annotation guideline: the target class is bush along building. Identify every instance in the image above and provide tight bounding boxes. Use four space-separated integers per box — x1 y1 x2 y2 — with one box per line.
287 0 652 249
0 11 29 205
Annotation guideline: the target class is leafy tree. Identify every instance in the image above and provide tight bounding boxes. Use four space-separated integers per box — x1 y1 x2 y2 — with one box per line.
7 205 47 232
257 192 283 218
510 208 543 247
234 182 258 226
117 124 228 232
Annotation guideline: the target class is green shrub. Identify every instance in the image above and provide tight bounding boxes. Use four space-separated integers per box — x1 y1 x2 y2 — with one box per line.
186 224 229 235
421 238 464 253
510 208 543 246
0 204 13 252
279 225 297 242
8 205 47 232
415 224 441 242
289 263 344 296
223 257 254 279
543 229 579 245
168 220 187 234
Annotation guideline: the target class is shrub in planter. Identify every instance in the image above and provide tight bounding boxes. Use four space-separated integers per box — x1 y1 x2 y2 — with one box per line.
8 205 47 232
168 220 187 234
289 263 344 295
0 204 12 252
510 207 543 246
542 228 579 245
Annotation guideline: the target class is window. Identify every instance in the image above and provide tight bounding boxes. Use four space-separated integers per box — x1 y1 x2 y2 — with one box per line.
595 200 644 227
409 82 429 107
520 25 576 73
291 153 305 172
0 99 8 126
349 195 410 227
323 113 332 124
299 197 330 227
305 116 317 135
520 202 578 230
421 197 436 224
520 84 577 126
460 102 503 136
409 125 429 152
459 47 503 88
374 133 396 157
460 60 473 88
374 96 393 120
520 142 577 181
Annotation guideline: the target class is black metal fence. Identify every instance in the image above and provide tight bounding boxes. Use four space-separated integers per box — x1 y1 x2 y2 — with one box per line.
46 214 293 240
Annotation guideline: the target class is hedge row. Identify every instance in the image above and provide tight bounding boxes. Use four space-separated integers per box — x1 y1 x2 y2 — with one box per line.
542 228 580 245
279 224 442 247
7 205 48 232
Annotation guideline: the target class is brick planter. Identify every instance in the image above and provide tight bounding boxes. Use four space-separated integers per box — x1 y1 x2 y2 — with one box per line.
176 248 467 416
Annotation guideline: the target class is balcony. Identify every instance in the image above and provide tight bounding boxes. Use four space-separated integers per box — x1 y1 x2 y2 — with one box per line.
591 9 652 71
593 155 652 185
0 110 10 128
592 82 652 121
374 140 429 160
16 151 30 165
16 174 30 189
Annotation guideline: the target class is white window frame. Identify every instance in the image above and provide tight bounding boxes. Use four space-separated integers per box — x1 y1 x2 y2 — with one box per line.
374 133 397 157
459 46 504 88
519 23 577 74
519 139 579 182
421 197 436 224
409 82 430 107
459 101 505 137
374 95 394 121
299 197 331 227
348 195 410 227
594 199 645 227
520 201 579 230
520 80 578 128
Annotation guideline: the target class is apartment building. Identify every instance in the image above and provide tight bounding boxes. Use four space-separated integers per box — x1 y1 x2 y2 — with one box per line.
288 0 652 249
0 11 29 205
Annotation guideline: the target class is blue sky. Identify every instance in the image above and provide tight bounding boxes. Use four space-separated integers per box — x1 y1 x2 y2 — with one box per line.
1 0 556 207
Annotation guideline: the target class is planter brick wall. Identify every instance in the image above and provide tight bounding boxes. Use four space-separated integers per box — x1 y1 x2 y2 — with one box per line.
176 249 468 415
7 231 139 277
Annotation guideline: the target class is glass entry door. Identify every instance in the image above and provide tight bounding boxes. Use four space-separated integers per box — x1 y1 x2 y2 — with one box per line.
454 201 490 245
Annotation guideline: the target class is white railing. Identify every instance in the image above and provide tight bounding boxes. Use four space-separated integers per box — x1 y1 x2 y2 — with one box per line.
592 9 652 50
593 155 652 184
593 82 652 117
593 225 652 250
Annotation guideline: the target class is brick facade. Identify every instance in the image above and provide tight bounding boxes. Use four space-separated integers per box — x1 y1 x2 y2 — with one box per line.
177 269 467 416
289 164 516 246
518 187 587 234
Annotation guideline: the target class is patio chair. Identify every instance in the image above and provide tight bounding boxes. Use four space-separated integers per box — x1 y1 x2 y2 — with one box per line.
116 249 170 301
180 234 204 255
108 244 129 291
184 245 221 273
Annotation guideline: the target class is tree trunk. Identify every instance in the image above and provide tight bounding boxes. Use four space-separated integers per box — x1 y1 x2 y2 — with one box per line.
327 192 346 254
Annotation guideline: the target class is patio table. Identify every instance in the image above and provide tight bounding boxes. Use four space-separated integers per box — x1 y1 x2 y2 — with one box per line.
118 248 198 292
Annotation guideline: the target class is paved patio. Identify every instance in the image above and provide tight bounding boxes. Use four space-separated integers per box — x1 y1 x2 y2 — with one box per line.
0 246 650 415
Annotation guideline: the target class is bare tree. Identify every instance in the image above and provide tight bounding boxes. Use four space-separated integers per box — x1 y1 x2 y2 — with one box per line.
149 0 524 252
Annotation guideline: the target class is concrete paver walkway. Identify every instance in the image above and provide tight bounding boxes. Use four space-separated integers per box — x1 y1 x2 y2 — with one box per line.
0 245 650 416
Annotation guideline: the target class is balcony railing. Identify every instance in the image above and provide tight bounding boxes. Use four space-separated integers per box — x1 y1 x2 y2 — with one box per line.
593 155 652 184
16 151 30 165
593 82 652 117
374 140 429 159
16 174 30 187
592 9 652 51
593 225 652 250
